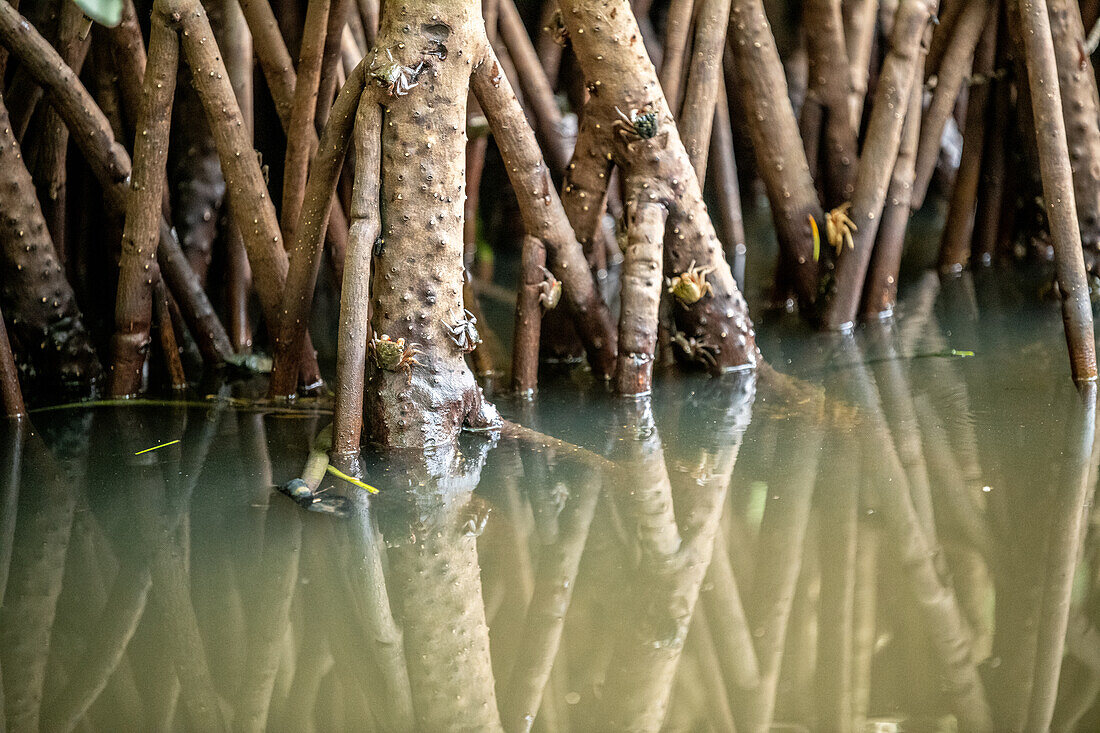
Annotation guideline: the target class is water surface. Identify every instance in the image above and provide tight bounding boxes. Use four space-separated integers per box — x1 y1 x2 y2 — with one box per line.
2 267 1100 732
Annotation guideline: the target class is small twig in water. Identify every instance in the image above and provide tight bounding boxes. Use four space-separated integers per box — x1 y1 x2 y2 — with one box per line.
134 439 181 455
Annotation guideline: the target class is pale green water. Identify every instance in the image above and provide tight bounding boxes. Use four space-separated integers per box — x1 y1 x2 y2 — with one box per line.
2 266 1100 732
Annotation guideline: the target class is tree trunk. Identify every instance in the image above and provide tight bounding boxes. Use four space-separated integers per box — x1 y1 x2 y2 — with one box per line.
364 0 500 447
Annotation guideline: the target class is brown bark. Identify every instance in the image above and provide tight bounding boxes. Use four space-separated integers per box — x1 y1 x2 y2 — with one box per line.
269 63 367 399
804 0 859 206
315 0 352 130
677 0 732 179
862 52 924 317
938 15 998 273
1019 0 1098 383
155 281 188 389
472 58 618 378
168 0 324 388
709 79 747 287
728 0 823 311
511 235 547 395
364 1 500 448
1048 0 1100 269
0 304 26 417
911 0 991 210
282 0 332 240
236 0 352 295
660 0 695 107
0 85 101 394
561 0 757 373
496 0 569 172
616 201 668 394
843 0 879 129
823 0 938 330
0 1 235 371
331 91 379 466
109 2 179 397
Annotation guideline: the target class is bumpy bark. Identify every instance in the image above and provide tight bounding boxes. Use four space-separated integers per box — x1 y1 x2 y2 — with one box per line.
862 62 924 316
560 0 758 378
0 88 101 394
677 0 733 179
728 0 823 310
364 0 499 448
378 446 502 731
616 200 667 394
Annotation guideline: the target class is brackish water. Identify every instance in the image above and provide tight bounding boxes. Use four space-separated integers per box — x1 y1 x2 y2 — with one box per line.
3 259 1100 730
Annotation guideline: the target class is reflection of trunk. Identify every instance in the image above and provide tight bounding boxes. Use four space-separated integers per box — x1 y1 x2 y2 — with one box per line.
602 374 755 730
379 443 502 731
502 462 601 732
831 333 994 731
233 501 302 733
815 430 858 733
0 434 76 732
1024 384 1098 731
732 397 821 733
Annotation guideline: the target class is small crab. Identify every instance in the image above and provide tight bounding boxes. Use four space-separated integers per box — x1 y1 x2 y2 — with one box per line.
615 106 660 141
538 267 562 310
445 309 482 352
545 9 569 47
671 331 719 370
826 202 858 256
462 495 492 537
370 49 425 97
667 260 715 306
369 334 422 382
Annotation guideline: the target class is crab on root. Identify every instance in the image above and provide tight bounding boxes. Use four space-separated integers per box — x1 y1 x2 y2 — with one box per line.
445 309 482 352
667 260 715 307
370 49 425 97
826 202 858 256
614 106 660 141
370 334 422 383
538 267 562 310
545 9 569 47
670 331 719 370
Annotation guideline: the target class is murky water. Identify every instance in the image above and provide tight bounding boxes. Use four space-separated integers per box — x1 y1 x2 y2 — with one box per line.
3 263 1100 731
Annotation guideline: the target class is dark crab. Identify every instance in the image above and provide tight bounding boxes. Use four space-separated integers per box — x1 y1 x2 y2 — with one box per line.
615 106 659 141
670 331 719 370
445 309 482 352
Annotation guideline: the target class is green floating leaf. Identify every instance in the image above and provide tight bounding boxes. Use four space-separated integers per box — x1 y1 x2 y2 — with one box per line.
70 0 122 27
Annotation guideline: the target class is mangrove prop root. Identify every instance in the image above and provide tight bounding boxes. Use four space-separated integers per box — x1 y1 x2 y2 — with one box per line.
1019 0 1098 383
862 46 925 318
0 86 101 394
676 0 732 182
823 0 938 331
728 0 823 311
110 1 179 397
616 200 668 395
511 235 547 396
471 54 618 378
281 0 332 241
269 61 368 399
331 92 380 466
560 0 757 373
